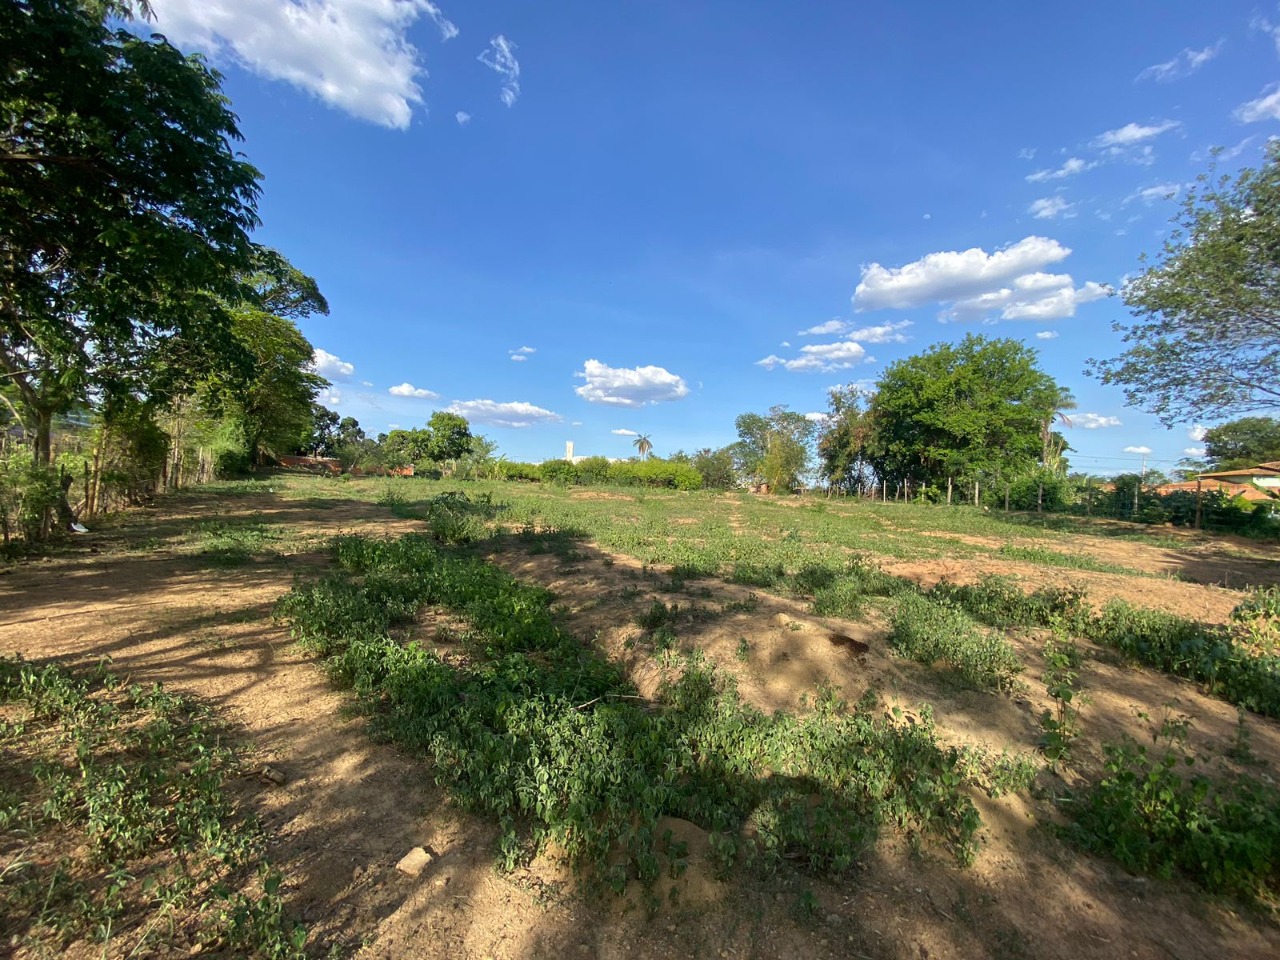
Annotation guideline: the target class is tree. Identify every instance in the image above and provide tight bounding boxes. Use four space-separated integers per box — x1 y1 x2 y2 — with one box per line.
221 251 329 464
866 335 1061 490
1202 416 1280 469
733 407 815 492
1089 144 1280 424
303 405 341 457
0 0 261 474
633 434 654 460
818 386 874 494
424 411 472 462
1041 386 1076 472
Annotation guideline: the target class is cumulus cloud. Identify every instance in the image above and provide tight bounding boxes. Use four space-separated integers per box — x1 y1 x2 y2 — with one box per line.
1124 445 1153 455
1136 42 1223 82
854 236 1071 311
1184 446 1207 457
853 237 1106 323
1029 196 1074 220
389 382 439 399
1026 157 1094 183
799 319 845 336
803 412 830 423
1075 413 1122 429
445 399 561 428
148 0 458 129
512 346 536 354
757 340 868 374
479 35 520 107
575 360 689 407
318 388 342 406
455 111 471 125
510 355 527 362
947 275 1109 323
611 428 638 436
1018 147 1036 160
1035 331 1059 340
1236 83 1280 123
312 348 354 381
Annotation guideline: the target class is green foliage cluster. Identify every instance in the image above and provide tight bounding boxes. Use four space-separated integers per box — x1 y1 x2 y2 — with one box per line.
1065 731 1280 900
276 531 996 886
888 593 1022 691
928 574 1280 719
1038 638 1087 769
0 657 304 957
520 457 705 490
1230 586 1280 656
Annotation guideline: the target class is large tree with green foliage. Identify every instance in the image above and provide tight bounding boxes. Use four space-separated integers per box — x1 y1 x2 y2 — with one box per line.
733 406 815 492
1090 143 1280 424
865 335 1062 489
818 385 874 494
1202 417 1280 469
0 0 261 472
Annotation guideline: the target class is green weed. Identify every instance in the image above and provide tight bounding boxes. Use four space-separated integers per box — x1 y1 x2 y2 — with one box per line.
889 594 1022 691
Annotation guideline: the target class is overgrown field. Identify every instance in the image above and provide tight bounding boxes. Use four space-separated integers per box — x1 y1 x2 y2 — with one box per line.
6 473 1280 958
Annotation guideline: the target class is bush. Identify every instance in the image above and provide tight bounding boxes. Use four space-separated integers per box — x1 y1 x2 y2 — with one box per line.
889 594 1021 690
607 458 703 490
574 456 612 485
499 461 543 482
540 459 578 485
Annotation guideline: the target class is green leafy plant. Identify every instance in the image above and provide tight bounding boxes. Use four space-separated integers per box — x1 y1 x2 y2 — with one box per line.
889 594 1022 691
1039 638 1087 770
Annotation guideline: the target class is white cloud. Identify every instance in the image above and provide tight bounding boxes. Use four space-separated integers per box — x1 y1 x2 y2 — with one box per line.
510 355 527 362
1092 120 1181 149
1029 196 1074 220
947 275 1109 323
312 348 354 381
1075 413 1122 429
445 399 561 428
318 388 342 406
508 346 534 361
479 35 520 107
455 111 471 126
1252 14 1280 56
799 319 845 336
360 380 374 387
854 236 1071 311
611 428 638 436
1124 445 1153 455
148 0 458 129
1035 330 1059 340
1184 446 1207 457
575 359 689 407
513 346 536 354
1125 183 1182 205
845 320 913 343
1026 157 1094 183
389 382 439 399
1018 147 1036 160
1136 42 1223 82
1188 424 1208 442
803 412 830 422
757 340 868 374
779 340 791 347
1236 83 1280 123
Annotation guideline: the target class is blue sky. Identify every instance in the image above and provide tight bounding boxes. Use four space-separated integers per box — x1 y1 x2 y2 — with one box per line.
146 1 1280 475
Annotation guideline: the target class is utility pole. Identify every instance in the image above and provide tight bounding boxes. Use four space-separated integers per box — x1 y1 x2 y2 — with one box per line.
1133 452 1147 516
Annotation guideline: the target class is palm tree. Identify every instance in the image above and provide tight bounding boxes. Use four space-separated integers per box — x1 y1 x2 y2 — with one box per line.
633 434 653 460
1041 387 1076 471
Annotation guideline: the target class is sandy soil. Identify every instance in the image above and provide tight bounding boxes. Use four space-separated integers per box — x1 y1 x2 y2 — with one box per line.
1 487 1278 959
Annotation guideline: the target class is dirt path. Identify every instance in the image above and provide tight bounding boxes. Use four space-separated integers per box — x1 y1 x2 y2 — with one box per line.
2 488 1278 960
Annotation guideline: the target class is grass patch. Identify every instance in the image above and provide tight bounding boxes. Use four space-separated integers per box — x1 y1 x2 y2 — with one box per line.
0 658 305 958
889 594 1022 691
996 543 1137 575
276 533 1004 889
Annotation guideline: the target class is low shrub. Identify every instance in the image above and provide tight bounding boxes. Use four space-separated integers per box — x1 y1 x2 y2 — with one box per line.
889 594 1021 691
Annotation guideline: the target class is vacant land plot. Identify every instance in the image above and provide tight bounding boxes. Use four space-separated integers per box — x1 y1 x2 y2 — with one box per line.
2 473 1279 959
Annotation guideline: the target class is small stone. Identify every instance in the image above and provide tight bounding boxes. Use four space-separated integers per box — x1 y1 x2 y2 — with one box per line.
396 846 433 878
259 765 286 786
826 914 840 925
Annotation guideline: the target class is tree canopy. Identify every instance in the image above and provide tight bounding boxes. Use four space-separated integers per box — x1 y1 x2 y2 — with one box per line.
1202 417 1280 469
1089 143 1280 424
863 335 1063 489
0 0 262 466
733 406 815 492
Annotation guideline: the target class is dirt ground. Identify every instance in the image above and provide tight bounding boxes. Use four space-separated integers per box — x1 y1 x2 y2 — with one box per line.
2 488 1279 959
